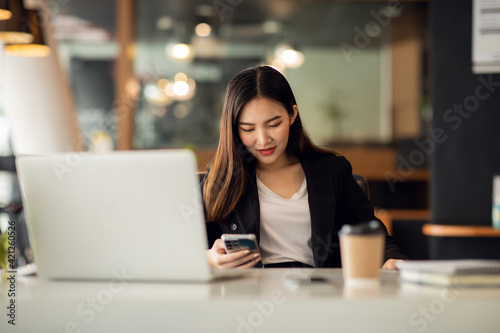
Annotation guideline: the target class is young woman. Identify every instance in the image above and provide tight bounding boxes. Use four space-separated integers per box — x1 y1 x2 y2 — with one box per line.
202 65 407 269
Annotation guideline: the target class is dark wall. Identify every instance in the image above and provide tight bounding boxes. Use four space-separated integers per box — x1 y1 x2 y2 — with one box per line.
70 59 115 111
431 0 500 226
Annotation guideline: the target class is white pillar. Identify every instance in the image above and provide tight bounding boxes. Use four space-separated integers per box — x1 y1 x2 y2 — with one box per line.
3 48 81 155
2 0 81 155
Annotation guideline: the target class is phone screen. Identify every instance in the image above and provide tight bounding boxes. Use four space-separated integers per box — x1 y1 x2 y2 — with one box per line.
222 234 262 268
224 238 257 252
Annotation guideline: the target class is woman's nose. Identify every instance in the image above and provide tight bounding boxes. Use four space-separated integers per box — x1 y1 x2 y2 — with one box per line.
256 128 270 146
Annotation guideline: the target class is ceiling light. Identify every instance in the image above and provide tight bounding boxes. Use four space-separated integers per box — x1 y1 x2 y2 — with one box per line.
165 74 196 101
166 43 193 61
157 78 169 90
281 49 304 68
172 81 189 96
174 72 187 82
274 45 305 69
195 23 211 37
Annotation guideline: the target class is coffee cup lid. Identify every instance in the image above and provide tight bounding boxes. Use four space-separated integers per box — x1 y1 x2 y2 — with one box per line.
339 220 384 235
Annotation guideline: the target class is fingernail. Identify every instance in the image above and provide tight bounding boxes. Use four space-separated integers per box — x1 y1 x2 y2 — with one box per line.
255 257 261 262
244 250 250 254
253 254 259 258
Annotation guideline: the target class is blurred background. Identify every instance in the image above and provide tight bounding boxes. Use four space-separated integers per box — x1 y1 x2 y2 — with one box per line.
49 0 431 209
0 0 433 264
2 0 500 268
55 0 429 150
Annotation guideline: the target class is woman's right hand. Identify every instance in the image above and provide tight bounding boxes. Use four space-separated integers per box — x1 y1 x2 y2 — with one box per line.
206 239 261 269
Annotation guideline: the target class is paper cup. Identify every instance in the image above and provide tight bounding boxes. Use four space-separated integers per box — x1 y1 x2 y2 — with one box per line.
339 221 384 287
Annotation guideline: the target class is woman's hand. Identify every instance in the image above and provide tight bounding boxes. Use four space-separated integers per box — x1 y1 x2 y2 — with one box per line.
382 258 404 270
206 239 261 269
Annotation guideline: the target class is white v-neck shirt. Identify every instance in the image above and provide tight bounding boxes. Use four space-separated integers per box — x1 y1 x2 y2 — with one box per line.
257 177 314 267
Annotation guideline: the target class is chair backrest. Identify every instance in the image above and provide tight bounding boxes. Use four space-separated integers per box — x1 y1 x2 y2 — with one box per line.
353 174 370 199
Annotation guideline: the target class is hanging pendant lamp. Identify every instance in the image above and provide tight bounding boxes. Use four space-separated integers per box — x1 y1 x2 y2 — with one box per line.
5 9 50 57
0 0 33 44
0 0 13 21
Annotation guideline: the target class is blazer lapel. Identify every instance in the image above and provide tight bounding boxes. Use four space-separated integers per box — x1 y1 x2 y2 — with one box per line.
236 182 260 242
301 158 337 267
234 171 261 242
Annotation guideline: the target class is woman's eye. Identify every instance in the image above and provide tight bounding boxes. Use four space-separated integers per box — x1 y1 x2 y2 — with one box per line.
241 128 254 132
270 122 281 128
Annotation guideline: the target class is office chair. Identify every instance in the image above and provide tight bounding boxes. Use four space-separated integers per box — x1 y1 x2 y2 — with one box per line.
353 174 370 199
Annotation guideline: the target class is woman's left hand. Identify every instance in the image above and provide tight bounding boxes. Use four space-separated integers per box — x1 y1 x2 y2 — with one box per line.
382 259 404 270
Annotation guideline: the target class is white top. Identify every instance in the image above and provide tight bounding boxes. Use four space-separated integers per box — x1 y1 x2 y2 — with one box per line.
257 177 314 267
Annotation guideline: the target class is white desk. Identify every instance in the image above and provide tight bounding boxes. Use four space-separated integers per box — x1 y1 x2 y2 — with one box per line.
1 268 500 333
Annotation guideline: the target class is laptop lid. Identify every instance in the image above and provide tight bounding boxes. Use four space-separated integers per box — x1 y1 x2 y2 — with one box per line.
16 149 216 281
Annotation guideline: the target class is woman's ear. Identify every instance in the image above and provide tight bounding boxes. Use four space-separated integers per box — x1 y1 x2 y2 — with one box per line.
290 105 299 125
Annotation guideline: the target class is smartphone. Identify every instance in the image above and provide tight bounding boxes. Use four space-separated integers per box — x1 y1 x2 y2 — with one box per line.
221 233 262 268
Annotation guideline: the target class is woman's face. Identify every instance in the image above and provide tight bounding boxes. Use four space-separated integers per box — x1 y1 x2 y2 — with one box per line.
237 97 297 169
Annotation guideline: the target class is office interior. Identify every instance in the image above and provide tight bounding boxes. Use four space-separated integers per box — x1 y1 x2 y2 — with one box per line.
0 0 500 267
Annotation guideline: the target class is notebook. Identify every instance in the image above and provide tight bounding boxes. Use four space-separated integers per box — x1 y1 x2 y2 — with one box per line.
16 149 243 282
396 259 500 287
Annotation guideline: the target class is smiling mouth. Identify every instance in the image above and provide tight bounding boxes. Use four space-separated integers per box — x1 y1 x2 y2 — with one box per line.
258 147 276 156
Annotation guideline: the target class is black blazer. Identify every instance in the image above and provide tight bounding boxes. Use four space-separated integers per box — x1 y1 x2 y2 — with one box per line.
204 154 407 268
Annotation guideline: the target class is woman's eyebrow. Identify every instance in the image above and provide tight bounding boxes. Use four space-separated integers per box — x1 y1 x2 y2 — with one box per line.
239 115 282 126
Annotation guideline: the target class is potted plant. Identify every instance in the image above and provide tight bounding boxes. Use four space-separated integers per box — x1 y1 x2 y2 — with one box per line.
0 232 10 281
323 94 347 142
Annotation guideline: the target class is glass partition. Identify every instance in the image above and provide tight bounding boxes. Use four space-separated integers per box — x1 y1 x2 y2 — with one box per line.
52 0 429 150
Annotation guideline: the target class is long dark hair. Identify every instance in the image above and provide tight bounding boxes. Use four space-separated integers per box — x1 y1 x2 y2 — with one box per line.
203 65 333 223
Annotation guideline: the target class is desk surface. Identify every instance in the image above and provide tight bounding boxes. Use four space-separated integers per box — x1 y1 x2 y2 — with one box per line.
1 268 500 333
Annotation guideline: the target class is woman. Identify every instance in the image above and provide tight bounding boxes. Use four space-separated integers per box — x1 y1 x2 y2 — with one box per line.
203 65 407 269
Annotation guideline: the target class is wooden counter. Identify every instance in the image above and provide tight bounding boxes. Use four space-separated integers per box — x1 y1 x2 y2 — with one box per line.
423 224 500 237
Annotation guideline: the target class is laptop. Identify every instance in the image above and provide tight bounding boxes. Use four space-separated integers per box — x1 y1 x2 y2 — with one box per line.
16 149 243 282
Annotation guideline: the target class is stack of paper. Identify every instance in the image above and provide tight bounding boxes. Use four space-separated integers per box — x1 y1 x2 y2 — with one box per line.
395 260 500 287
